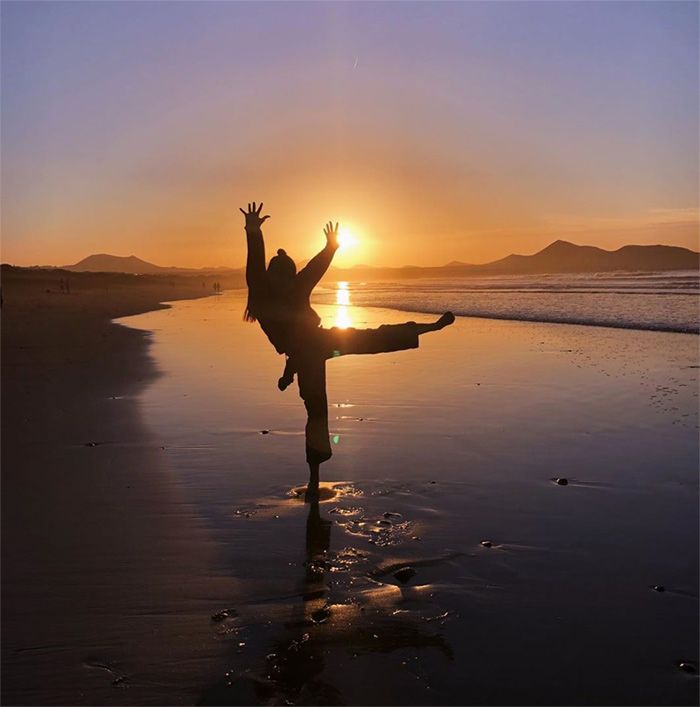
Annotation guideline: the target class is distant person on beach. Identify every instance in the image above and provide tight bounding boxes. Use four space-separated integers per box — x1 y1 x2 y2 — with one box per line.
241 201 454 498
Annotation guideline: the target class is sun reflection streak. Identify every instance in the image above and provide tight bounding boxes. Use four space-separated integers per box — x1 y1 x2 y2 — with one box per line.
334 281 353 329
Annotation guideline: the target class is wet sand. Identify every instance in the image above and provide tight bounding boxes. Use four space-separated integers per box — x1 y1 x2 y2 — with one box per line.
2 282 698 705
123 291 698 706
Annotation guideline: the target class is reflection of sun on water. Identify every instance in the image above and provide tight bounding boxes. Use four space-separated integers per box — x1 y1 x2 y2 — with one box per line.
334 281 353 329
336 283 350 306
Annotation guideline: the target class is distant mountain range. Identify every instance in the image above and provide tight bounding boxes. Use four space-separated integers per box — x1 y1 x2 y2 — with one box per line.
483 240 698 273
61 240 699 278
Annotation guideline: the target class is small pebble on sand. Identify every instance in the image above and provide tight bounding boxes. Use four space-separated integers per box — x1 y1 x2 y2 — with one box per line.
211 608 238 622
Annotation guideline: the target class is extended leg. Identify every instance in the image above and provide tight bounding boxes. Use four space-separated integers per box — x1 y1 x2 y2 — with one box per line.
326 312 456 358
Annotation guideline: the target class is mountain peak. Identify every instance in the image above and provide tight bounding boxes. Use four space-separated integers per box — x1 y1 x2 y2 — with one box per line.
66 253 165 274
537 239 578 253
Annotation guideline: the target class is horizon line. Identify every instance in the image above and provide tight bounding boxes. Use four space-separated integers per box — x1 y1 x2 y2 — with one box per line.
3 238 699 272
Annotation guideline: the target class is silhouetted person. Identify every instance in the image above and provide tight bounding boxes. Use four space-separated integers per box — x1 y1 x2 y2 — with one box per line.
241 201 454 499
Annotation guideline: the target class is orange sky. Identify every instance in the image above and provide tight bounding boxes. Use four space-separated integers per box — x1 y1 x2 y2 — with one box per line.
2 2 698 268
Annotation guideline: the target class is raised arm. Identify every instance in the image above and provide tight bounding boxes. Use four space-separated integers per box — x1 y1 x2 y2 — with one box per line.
240 202 270 289
296 221 340 295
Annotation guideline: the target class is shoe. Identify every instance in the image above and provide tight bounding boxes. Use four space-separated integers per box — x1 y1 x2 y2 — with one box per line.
437 311 455 328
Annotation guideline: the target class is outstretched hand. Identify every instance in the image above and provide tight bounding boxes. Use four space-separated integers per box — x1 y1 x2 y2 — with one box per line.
324 221 339 250
240 202 270 231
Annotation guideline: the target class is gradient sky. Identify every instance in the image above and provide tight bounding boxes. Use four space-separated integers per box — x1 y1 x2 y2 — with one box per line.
2 1 698 268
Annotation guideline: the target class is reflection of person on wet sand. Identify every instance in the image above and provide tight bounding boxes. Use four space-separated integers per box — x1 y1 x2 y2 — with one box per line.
228 496 453 706
255 498 340 706
241 201 455 499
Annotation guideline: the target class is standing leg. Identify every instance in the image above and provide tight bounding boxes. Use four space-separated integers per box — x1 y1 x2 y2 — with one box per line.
306 462 320 503
296 354 332 501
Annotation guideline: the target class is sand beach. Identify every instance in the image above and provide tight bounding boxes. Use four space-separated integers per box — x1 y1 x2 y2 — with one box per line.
3 279 697 705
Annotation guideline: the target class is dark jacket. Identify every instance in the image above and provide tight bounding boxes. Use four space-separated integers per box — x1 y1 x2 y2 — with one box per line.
246 225 337 355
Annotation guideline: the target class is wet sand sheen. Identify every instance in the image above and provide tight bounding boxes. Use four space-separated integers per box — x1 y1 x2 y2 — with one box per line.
119 291 698 706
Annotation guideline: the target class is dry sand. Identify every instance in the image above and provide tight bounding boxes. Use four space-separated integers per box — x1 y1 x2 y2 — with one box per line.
2 273 240 705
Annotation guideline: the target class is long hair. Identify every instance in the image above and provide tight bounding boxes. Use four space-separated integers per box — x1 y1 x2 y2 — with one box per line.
244 295 256 322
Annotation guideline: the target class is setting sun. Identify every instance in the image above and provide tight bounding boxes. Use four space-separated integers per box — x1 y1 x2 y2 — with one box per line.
337 227 358 251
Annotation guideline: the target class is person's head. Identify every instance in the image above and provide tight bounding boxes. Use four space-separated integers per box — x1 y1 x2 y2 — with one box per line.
267 248 297 293
244 248 297 322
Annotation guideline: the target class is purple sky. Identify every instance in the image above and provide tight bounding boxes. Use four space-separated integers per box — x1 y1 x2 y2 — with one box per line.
2 1 698 267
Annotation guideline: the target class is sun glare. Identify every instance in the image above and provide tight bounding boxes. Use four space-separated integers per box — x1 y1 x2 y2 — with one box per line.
337 226 357 250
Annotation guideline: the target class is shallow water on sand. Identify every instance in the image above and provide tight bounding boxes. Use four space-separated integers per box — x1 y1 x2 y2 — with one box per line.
121 291 698 705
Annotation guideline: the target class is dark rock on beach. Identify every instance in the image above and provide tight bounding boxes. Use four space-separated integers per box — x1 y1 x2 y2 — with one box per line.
393 566 416 584
310 606 331 624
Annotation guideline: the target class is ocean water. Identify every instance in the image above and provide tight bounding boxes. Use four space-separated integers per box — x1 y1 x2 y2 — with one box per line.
315 271 700 334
